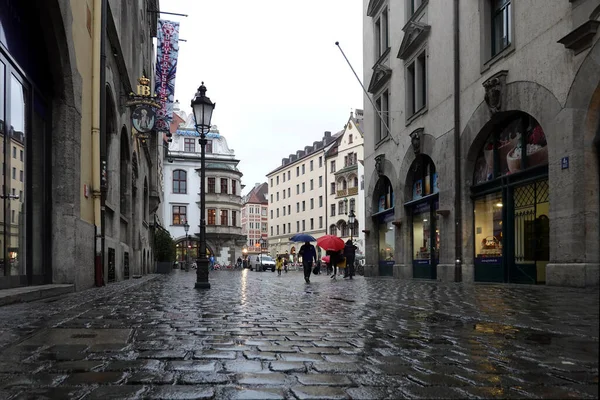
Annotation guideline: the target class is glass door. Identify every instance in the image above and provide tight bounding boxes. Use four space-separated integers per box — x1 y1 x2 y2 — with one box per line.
411 200 438 279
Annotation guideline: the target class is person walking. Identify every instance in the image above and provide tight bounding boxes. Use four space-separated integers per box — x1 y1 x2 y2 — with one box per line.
343 240 357 279
283 258 289 273
276 256 284 276
299 241 317 283
328 250 342 280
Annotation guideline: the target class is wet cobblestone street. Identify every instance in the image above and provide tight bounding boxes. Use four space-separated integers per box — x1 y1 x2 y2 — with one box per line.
0 270 597 399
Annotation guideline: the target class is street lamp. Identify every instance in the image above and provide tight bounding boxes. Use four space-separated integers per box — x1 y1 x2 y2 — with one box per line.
348 209 356 242
191 82 215 289
183 220 190 271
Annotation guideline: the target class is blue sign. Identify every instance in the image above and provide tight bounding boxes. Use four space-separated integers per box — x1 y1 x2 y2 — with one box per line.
476 257 502 264
414 259 430 265
561 157 569 170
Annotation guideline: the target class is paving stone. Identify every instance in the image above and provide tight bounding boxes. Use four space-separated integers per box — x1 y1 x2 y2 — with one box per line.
1 374 68 389
346 386 405 400
295 374 353 386
222 360 263 373
178 372 230 385
269 361 307 372
280 353 324 362
104 359 163 371
312 362 363 373
49 360 105 372
83 384 148 399
193 350 237 360
243 351 277 361
127 371 175 384
322 355 360 363
236 372 287 385
0 362 45 374
221 387 285 399
256 346 297 353
298 347 340 354
11 386 91 400
167 361 217 372
138 350 187 359
290 385 349 399
62 372 127 385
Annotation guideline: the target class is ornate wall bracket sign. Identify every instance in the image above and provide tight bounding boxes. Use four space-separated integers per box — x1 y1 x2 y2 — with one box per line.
127 76 161 141
482 70 508 115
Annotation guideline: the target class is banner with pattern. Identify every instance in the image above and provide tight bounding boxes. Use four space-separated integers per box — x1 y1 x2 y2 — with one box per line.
154 19 180 132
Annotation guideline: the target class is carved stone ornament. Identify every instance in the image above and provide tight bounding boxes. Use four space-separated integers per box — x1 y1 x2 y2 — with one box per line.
374 154 385 176
482 70 508 114
409 128 423 155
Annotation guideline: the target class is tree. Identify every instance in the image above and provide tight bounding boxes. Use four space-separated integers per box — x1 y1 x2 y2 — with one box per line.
155 228 176 262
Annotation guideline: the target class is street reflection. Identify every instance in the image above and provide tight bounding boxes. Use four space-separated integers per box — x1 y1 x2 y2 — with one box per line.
240 268 248 305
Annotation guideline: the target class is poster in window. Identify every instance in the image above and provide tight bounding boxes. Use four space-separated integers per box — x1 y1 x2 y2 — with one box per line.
432 173 439 193
378 195 386 212
413 179 423 200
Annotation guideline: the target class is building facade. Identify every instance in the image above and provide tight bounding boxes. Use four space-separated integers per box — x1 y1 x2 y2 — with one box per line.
266 131 338 260
163 111 245 267
241 182 268 258
362 0 599 286
325 111 366 255
0 0 162 290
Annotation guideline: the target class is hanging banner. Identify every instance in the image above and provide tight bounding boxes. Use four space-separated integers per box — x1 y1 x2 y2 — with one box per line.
154 19 180 132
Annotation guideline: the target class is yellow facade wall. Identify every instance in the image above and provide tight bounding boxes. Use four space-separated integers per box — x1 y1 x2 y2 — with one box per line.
70 0 95 224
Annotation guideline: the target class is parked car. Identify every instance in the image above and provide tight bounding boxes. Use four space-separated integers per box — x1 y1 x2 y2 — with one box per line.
255 255 276 272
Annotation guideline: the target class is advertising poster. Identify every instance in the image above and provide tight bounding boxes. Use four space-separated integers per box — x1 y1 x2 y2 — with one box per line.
413 179 423 200
154 19 180 132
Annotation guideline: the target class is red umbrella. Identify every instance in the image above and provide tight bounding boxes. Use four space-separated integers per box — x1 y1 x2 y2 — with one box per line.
321 255 330 263
317 235 345 252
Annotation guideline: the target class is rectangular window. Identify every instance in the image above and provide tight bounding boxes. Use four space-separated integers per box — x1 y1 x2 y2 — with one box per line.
206 140 213 153
330 161 336 173
208 177 216 193
296 166 299 176
232 211 237 226
277 225 280 235
271 226 273 235
407 51 426 117
302 182 305 193
302 164 305 174
319 196 323 207
310 179 313 190
302 220 306 231
12 146 16 159
270 178 273 187
12 167 15 179
330 204 336 217
221 178 228 194
297 202 300 212
297 221 300 232
283 173 286 182
283 190 286 199
276 192 279 201
310 160 314 171
20 150 23 161
302 201 306 211
491 0 511 57
409 0 423 16
296 184 299 194
283 207 286 216
277 208 279 217
19 170 23 182
271 209 273 219
310 218 314 230
319 156 322 167
376 90 389 141
310 198 314 209
319 216 323 229
288 171 290 180
184 138 195 152
276 176 279 185
283 224 286 234
208 209 216 225
319 176 323 187
172 205 187 225
288 222 291 233
231 180 236 195
330 182 335 195
288 188 290 197
221 210 228 225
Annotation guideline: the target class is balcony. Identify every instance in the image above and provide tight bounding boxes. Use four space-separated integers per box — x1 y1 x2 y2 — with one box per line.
348 187 358 195
336 189 347 198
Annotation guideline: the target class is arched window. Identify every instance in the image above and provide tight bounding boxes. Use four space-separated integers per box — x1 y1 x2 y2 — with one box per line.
342 179 347 190
340 221 349 237
329 224 337 235
354 176 359 188
173 170 187 194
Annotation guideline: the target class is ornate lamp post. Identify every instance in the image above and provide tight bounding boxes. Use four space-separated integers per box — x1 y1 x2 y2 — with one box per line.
183 220 190 271
348 209 356 242
191 82 215 289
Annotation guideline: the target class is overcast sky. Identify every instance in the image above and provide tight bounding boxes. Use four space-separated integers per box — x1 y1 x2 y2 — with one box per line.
160 0 364 195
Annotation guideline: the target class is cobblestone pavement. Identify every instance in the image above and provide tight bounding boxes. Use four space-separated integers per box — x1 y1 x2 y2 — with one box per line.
0 270 597 399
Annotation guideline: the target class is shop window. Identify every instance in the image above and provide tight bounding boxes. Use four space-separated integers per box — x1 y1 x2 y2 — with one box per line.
473 113 548 185
474 193 504 265
378 213 395 265
411 155 438 200
374 177 394 212
412 202 440 266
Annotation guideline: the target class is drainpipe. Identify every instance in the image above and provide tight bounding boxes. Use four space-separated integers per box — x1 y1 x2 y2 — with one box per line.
453 0 462 282
100 0 108 286
92 0 107 286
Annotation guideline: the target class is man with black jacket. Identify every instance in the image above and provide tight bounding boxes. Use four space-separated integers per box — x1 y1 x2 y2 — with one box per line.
343 240 357 279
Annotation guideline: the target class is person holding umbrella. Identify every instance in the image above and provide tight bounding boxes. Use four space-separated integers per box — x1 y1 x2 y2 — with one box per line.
298 241 317 283
343 239 357 279
316 235 346 280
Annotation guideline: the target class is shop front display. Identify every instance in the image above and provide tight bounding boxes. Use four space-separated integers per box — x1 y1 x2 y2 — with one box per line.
405 155 439 280
471 112 549 284
372 176 394 276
